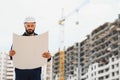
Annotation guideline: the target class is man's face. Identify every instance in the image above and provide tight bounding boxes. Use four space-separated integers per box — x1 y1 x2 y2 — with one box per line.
24 22 36 34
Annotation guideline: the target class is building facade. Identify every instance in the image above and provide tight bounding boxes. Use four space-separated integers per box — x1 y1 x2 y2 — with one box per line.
52 51 64 80
46 57 53 80
81 56 120 80
0 52 14 80
80 16 120 80
79 35 91 80
64 43 80 80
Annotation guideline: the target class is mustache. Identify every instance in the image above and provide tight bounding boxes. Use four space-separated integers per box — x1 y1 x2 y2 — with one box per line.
27 29 33 31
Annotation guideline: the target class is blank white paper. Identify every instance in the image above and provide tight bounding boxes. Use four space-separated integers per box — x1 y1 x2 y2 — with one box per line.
12 32 48 69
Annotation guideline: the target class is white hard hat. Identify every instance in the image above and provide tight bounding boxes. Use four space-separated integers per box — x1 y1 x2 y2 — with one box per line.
24 17 36 23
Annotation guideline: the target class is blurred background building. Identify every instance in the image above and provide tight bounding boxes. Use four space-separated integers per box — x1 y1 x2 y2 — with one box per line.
0 52 14 80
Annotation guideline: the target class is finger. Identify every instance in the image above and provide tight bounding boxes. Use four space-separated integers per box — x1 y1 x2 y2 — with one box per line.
43 54 46 57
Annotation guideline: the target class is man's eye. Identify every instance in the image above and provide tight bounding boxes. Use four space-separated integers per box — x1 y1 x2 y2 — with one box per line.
27 25 30 27
31 25 34 27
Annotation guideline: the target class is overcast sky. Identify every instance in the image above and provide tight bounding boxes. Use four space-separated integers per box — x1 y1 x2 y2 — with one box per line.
0 0 120 55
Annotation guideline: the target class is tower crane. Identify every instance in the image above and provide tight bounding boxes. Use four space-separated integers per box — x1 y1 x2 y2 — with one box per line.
57 1 89 80
58 0 89 25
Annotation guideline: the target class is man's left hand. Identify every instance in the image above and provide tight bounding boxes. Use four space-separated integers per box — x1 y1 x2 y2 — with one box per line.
42 52 51 59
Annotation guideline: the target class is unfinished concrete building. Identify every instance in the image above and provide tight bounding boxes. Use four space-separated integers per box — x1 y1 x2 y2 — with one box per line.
80 15 120 80
64 43 80 80
52 51 64 80
90 20 120 64
79 35 91 78
52 52 60 80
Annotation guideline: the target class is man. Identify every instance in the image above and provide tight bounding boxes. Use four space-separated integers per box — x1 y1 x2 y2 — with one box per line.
9 17 51 80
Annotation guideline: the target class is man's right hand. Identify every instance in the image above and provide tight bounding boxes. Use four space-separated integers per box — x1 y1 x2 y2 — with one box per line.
9 50 16 56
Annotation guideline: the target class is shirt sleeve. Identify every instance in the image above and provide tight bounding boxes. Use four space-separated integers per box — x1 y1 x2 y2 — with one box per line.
10 45 13 60
47 57 51 62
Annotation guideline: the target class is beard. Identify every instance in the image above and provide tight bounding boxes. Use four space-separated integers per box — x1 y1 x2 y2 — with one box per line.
26 29 34 35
